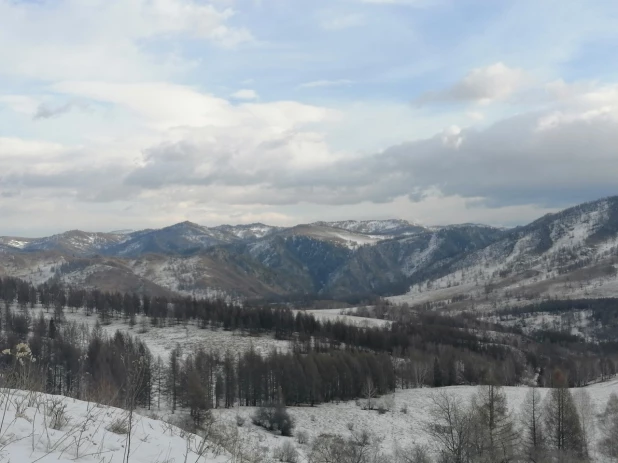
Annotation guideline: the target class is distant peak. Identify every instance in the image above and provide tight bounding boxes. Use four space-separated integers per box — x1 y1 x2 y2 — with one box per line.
170 220 204 229
109 229 134 235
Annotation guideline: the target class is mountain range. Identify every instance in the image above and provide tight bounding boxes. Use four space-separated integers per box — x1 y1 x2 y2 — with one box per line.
2 196 618 305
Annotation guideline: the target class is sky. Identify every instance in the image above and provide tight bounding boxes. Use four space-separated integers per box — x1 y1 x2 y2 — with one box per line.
2 0 618 236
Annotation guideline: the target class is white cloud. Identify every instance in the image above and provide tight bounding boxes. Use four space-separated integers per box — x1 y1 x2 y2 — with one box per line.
320 13 365 30
0 0 253 82
466 111 485 121
231 89 259 100
441 125 463 149
299 79 354 89
416 62 528 105
358 0 437 5
0 95 40 115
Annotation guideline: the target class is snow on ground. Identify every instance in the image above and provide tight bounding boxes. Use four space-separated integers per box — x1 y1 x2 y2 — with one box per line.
386 202 618 312
331 232 386 249
1 259 63 287
129 256 231 301
36 306 290 360
293 309 391 328
216 381 618 462
3 382 618 463
0 389 228 463
487 310 593 338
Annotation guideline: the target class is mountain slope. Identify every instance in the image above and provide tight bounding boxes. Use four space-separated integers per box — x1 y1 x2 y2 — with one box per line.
391 196 618 309
102 221 239 256
314 219 427 236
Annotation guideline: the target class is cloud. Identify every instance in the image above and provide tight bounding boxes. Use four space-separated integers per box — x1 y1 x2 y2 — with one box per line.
299 79 354 89
33 100 91 120
5 78 618 219
358 0 437 6
466 111 485 121
0 95 39 115
0 0 253 82
415 62 528 105
230 89 259 100
320 13 365 30
117 87 618 211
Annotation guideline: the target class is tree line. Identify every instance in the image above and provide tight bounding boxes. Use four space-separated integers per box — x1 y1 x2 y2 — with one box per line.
1 275 617 394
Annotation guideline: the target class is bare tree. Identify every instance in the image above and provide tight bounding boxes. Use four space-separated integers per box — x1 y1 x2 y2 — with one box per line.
122 355 147 463
394 444 432 463
362 377 377 411
520 386 545 461
426 391 472 463
599 392 618 460
543 371 585 460
573 389 595 458
470 384 518 462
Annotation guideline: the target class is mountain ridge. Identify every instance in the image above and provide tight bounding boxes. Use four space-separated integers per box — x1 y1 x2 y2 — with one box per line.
3 196 618 303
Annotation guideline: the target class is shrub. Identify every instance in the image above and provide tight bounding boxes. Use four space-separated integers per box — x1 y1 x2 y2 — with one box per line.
107 416 129 434
310 432 382 463
395 444 432 463
296 430 309 445
274 441 299 463
252 403 295 436
46 397 69 430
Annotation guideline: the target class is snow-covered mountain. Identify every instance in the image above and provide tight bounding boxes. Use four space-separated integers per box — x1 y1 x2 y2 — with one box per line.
213 223 282 240
314 219 427 236
0 230 128 254
391 196 618 309
102 221 240 257
4 196 618 301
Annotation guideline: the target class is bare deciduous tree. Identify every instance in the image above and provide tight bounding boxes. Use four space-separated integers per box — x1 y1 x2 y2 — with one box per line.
543 371 585 461
362 377 377 411
520 386 545 461
426 391 472 463
470 384 518 462
599 392 618 459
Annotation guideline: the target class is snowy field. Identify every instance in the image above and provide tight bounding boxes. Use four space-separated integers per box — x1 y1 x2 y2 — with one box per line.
34 306 290 360
293 308 391 328
215 380 618 462
2 382 618 462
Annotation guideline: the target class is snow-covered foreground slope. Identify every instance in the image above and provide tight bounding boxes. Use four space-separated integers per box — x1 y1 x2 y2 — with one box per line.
0 390 228 463
2 380 617 462
219 381 618 462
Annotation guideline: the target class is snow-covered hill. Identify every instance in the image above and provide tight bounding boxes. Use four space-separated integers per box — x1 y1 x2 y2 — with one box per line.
4 381 617 463
0 389 228 463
